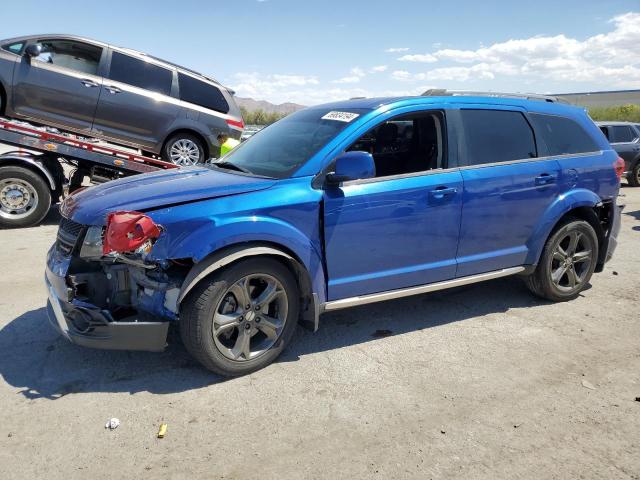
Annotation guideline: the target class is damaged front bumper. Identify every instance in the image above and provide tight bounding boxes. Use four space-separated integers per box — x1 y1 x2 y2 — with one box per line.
45 244 170 352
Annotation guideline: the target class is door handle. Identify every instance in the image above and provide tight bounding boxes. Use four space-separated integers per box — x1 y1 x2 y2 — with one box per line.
429 186 457 200
534 173 556 186
81 79 99 88
105 85 122 94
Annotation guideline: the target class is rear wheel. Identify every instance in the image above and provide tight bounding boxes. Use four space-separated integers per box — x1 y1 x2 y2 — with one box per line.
0 166 51 228
628 162 640 187
525 218 598 302
180 258 299 376
163 134 205 166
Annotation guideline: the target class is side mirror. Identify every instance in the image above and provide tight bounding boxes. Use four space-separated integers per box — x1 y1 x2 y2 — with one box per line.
326 151 376 185
24 44 42 58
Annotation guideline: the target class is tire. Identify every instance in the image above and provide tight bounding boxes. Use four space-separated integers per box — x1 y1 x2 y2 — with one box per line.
180 258 300 376
162 133 205 166
0 166 51 228
628 162 640 187
524 218 599 302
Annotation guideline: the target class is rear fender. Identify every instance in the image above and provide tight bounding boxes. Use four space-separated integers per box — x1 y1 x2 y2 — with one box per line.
525 188 602 265
0 153 62 192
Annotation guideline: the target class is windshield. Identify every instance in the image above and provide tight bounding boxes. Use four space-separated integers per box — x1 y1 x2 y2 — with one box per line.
216 107 369 179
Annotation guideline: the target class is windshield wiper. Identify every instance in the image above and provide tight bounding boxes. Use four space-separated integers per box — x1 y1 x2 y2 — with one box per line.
213 160 252 174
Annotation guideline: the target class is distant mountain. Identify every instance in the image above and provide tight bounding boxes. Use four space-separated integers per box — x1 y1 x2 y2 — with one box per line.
235 97 305 114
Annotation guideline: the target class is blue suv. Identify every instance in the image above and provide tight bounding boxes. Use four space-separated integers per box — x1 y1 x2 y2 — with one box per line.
45 94 623 376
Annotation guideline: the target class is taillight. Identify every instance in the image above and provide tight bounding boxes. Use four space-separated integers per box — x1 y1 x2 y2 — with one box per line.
226 118 244 129
613 157 625 180
103 211 161 255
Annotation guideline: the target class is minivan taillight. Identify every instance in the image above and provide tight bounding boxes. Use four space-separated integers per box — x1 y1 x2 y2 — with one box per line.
226 118 244 129
613 157 625 180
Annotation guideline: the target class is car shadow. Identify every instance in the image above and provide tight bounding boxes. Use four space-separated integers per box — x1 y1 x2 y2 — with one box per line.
0 277 547 399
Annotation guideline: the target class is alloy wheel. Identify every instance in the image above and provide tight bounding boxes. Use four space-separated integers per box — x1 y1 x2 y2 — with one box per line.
212 274 288 361
550 230 594 292
169 139 201 166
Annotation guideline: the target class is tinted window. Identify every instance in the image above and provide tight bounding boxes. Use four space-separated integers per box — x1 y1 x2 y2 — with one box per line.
2 42 24 54
599 126 610 140
610 125 637 143
35 40 102 75
461 110 537 165
530 114 599 155
178 73 229 113
109 52 172 96
217 108 368 178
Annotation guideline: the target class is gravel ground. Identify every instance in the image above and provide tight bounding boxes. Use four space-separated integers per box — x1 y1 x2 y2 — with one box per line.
0 184 638 480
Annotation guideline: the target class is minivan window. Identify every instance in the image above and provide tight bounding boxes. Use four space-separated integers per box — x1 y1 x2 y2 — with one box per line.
2 42 24 54
109 51 172 96
610 125 637 143
217 107 369 178
35 40 102 76
178 73 229 114
460 109 537 165
530 113 599 156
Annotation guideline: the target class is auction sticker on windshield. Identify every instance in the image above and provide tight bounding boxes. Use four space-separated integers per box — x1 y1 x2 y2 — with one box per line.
321 111 360 122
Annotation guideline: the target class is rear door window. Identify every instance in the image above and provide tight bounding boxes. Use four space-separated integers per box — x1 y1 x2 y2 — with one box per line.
610 125 637 143
178 73 229 114
108 51 172 96
35 40 102 76
529 114 599 155
460 109 537 165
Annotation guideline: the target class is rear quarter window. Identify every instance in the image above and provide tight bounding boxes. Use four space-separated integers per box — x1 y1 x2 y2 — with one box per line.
529 113 599 155
460 109 537 165
178 73 229 114
610 125 638 143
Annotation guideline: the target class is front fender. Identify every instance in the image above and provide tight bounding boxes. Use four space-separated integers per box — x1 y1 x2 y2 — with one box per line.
525 188 602 265
149 215 327 305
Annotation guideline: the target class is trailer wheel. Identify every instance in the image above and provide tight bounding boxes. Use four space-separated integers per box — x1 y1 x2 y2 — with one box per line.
0 166 51 228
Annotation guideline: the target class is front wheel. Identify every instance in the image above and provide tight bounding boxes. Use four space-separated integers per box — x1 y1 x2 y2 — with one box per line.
180 258 300 376
628 162 640 187
163 134 205 166
0 166 51 228
524 218 599 302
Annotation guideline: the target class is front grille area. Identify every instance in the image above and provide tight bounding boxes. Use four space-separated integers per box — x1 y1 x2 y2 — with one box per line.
57 217 85 254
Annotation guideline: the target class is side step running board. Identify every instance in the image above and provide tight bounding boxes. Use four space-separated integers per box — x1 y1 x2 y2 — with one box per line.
323 267 525 311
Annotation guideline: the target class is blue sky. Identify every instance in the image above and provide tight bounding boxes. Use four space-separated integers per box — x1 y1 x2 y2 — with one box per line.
4 0 640 105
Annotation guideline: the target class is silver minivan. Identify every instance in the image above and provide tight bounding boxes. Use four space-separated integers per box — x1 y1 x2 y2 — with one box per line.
0 34 244 165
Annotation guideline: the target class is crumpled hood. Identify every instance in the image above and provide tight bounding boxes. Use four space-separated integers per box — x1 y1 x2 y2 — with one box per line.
62 166 276 225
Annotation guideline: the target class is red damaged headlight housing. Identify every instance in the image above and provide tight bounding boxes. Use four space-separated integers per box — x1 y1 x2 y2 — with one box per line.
102 211 162 256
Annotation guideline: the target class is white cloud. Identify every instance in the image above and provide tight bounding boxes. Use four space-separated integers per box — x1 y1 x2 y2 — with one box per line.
232 72 319 100
392 12 640 88
332 75 361 84
398 53 438 63
384 47 410 53
370 65 388 73
391 70 413 81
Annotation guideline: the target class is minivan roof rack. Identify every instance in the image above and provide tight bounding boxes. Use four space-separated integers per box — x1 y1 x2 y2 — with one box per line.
421 89 568 104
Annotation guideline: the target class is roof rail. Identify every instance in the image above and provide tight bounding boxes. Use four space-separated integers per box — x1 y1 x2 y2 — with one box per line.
421 89 568 104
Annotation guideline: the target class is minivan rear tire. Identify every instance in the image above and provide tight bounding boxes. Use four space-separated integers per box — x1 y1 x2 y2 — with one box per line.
525 218 598 302
163 133 206 166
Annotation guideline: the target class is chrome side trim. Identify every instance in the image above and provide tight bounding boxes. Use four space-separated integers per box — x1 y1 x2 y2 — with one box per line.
177 246 294 304
322 267 525 311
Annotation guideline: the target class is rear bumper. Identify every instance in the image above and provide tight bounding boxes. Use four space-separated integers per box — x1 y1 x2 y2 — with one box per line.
45 246 169 352
603 202 623 264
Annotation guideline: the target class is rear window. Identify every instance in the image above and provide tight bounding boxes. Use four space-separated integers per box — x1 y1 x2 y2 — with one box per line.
610 125 637 143
178 73 229 114
529 113 599 156
460 109 537 165
109 52 172 96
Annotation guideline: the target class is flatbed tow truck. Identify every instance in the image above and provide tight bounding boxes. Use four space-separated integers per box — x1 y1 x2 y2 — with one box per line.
0 117 177 228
